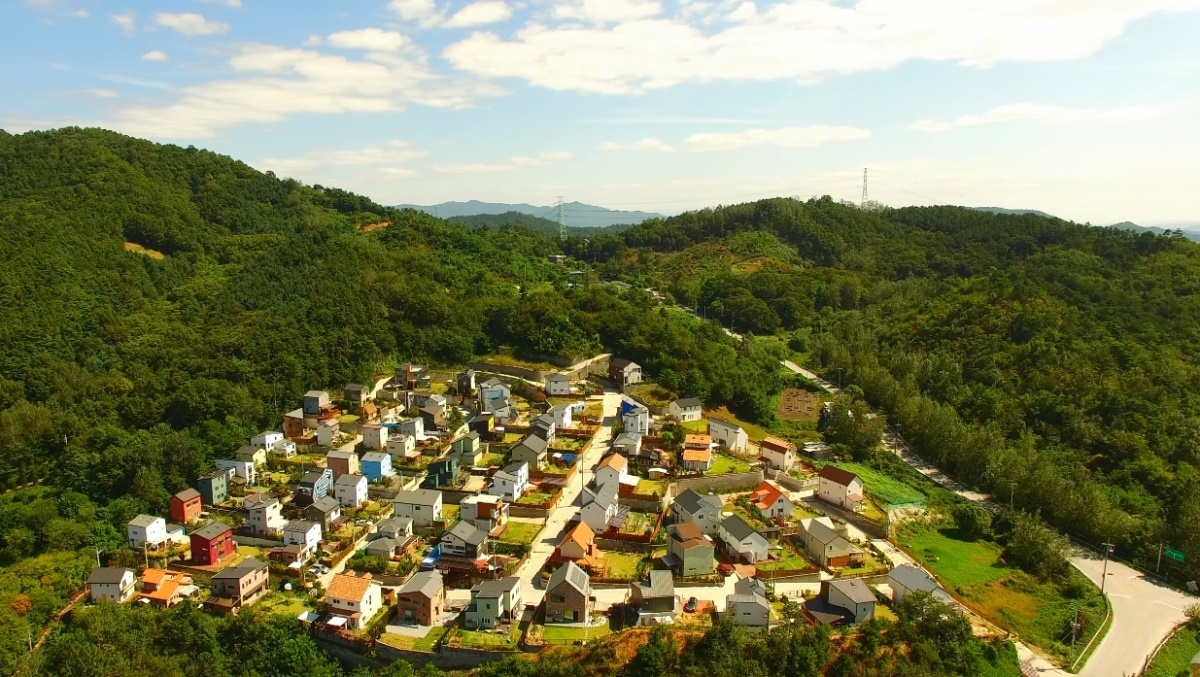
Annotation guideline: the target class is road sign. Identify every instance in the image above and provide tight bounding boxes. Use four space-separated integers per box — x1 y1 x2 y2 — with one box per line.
1166 547 1186 563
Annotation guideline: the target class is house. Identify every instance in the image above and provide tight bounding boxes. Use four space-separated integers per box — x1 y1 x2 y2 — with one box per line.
419 405 446 431
365 537 402 560
668 397 704 422
888 564 951 604
283 408 305 440
727 577 771 628
127 514 167 550
717 515 770 563
529 414 556 445
680 435 714 472
465 576 522 629
306 496 343 531
759 437 797 471
140 568 193 608
629 570 676 624
393 489 443 527
190 522 235 566
196 471 228 506
468 413 495 437
579 481 619 533
549 403 574 429
362 423 388 451
546 562 593 623
708 418 749 453
295 468 334 507
87 567 135 604
317 419 341 446
489 401 516 426
304 390 331 415
611 432 642 459
748 481 794 520
817 466 864 511
268 543 308 567
395 363 431 390
460 494 509 533
805 579 876 626
398 417 425 439
422 457 460 489
344 383 368 405
544 372 571 396
234 445 268 467
621 397 650 435
283 520 323 555
415 391 448 414
326 572 384 631
271 438 297 458
251 430 284 450
489 462 529 503
216 458 256 485
244 496 286 537
335 473 368 508
457 369 476 396
510 434 549 470
387 434 417 463
797 517 863 568
397 570 445 626
671 489 724 535
169 488 203 524
451 432 481 458
360 451 394 482
554 521 603 569
326 450 359 478
441 520 488 559
479 378 510 404
664 522 715 577
596 453 629 488
206 557 269 614
376 516 413 541
609 358 643 388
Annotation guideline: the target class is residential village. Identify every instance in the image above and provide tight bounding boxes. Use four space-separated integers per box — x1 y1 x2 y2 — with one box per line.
83 356 959 661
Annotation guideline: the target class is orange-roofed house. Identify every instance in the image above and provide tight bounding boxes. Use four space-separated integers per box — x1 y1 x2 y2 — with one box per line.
759 437 797 471
680 435 713 472
554 521 605 572
748 481 794 520
325 572 383 630
140 568 193 608
596 453 629 488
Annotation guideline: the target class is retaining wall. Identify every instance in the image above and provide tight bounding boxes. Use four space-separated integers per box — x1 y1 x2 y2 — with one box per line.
670 470 764 496
467 361 545 384
232 535 283 548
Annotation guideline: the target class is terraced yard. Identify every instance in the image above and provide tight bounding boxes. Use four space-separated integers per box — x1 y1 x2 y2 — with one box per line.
498 520 542 545
379 625 449 653
708 455 753 475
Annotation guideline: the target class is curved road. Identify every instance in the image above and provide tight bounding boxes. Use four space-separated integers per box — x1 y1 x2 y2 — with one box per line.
781 360 1196 676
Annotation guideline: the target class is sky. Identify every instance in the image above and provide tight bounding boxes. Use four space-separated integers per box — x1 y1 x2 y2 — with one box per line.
4 0 1200 226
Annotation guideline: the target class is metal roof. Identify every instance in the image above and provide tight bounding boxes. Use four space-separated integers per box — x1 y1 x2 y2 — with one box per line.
394 489 442 506
829 578 876 605
193 522 232 540
673 489 722 515
547 561 590 595
635 570 674 599
399 570 444 599
673 397 703 408
818 465 860 487
128 514 162 528
87 567 132 585
445 520 487 546
719 515 760 542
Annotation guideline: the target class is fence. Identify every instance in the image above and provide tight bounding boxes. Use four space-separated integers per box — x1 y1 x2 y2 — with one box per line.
671 470 764 496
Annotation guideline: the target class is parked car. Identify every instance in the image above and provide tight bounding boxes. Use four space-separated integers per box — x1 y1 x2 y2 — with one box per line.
717 563 734 577
684 597 698 613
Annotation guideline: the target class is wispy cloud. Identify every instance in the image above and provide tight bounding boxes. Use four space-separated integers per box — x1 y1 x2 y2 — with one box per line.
598 138 676 152
600 125 870 152
111 11 136 35
433 150 574 174
258 140 428 173
154 12 229 36
444 1 513 28
200 0 243 7
911 101 1189 132
141 50 169 62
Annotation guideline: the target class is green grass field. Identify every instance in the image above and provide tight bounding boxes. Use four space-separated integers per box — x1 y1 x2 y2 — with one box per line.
379 625 449 653
541 618 613 642
756 549 813 572
709 455 752 475
1144 624 1200 677
517 491 555 505
825 461 925 506
455 628 518 648
498 520 542 545
708 406 770 441
604 552 644 579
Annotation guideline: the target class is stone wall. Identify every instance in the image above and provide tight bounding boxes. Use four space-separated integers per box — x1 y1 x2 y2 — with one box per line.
670 470 764 496
232 535 283 548
618 496 668 512
769 470 817 493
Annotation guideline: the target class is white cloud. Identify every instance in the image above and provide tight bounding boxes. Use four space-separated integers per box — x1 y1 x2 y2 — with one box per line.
388 0 445 27
154 12 229 36
598 138 676 152
444 1 1200 94
433 150 574 174
200 0 243 7
259 140 429 173
683 125 871 151
444 1 513 28
141 50 169 62
111 11 136 35
326 28 410 52
64 88 120 98
911 102 1185 132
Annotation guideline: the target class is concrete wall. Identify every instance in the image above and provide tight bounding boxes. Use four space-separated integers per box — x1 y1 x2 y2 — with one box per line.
595 537 655 553
618 496 669 512
769 470 817 493
670 470 764 496
467 362 545 384
629 395 667 417
232 535 283 548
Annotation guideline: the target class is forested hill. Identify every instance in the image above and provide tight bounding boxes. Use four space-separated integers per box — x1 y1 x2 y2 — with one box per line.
569 197 1200 579
448 210 633 236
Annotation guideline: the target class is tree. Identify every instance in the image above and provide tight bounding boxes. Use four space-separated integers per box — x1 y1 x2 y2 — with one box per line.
952 503 993 541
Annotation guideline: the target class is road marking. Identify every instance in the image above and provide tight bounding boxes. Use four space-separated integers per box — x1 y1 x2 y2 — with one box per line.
1107 593 1129 598
1156 601 1182 611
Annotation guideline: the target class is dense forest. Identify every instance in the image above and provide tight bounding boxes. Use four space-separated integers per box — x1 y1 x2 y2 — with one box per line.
571 197 1200 581
447 211 632 238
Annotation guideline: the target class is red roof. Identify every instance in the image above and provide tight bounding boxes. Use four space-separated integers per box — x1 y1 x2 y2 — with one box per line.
749 481 789 511
818 465 860 488
761 436 794 454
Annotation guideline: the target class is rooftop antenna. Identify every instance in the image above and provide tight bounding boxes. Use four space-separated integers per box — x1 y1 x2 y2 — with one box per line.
556 196 566 240
861 168 868 209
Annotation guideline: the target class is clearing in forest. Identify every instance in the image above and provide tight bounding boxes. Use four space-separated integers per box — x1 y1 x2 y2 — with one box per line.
778 388 819 420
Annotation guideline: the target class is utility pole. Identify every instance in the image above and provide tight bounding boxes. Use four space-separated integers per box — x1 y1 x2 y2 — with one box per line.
1157 542 1165 574
556 196 566 240
1009 482 1017 512
1070 608 1082 648
861 168 868 209
91 546 101 568
1100 543 1115 595
836 367 844 390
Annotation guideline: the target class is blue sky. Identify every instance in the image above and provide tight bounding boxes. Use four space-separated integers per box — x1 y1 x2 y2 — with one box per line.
4 0 1200 225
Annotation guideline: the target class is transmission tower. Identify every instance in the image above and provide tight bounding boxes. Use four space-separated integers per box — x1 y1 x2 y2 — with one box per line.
556 196 566 240
861 168 868 209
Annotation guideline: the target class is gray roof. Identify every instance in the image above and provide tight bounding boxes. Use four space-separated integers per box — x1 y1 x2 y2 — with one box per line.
591 480 618 507
613 432 642 446
305 390 327 398
284 520 319 533
611 358 637 369
720 515 760 542
726 593 768 608
482 378 505 387
515 434 548 453
673 397 703 408
212 557 266 580
545 373 570 382
245 497 278 511
194 522 232 540
362 452 389 462
502 461 528 476
174 488 201 502
531 414 555 429
395 489 442 506
889 564 943 594
445 520 487 546
311 496 341 514
635 570 674 599
400 570 444 599
235 445 259 457
366 538 399 555
547 561 590 596
88 567 132 585
377 517 412 534
473 576 520 599
673 489 722 516
301 470 329 484
707 417 743 432
128 514 161 528
803 520 859 555
734 577 768 597
829 578 876 605
335 473 366 487
345 383 367 391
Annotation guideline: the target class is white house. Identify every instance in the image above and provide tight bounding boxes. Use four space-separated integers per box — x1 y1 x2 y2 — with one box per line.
489 462 529 502
621 398 650 435
326 573 384 630
759 437 797 471
671 489 724 535
271 438 297 458
216 458 256 486
544 373 571 396
251 430 283 450
549 404 574 429
361 423 388 450
387 433 416 462
244 497 286 536
479 378 510 403
393 489 443 527
727 577 771 628
817 466 864 511
465 576 522 629
668 397 704 422
283 520 322 555
718 515 770 563
398 417 424 440
334 473 368 508
87 567 135 604
580 481 619 532
595 453 629 488
748 481 794 520
127 514 167 550
708 418 749 453
317 419 340 446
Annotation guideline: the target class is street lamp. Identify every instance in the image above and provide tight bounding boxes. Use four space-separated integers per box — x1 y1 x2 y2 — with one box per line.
1100 543 1115 595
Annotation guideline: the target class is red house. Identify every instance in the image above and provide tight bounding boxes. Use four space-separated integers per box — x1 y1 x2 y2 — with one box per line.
190 522 235 566
170 488 203 524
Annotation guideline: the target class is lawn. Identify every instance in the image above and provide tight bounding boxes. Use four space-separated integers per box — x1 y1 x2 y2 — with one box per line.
379 625 450 653
256 592 313 618
455 628 519 649
635 479 669 498
604 552 644 580
480 452 506 467
541 617 613 642
708 406 770 441
680 420 708 433
628 382 675 407
838 551 888 577
498 521 542 545
1145 624 1200 677
756 548 813 572
822 461 925 507
517 491 555 506
552 437 586 451
709 455 753 476
619 511 657 536
900 522 1106 667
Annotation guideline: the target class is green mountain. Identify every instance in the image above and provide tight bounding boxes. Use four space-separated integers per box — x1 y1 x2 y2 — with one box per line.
396 199 662 228
448 210 634 236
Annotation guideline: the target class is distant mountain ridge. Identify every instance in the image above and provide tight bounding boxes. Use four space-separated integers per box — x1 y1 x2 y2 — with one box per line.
970 207 1058 219
395 199 662 228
